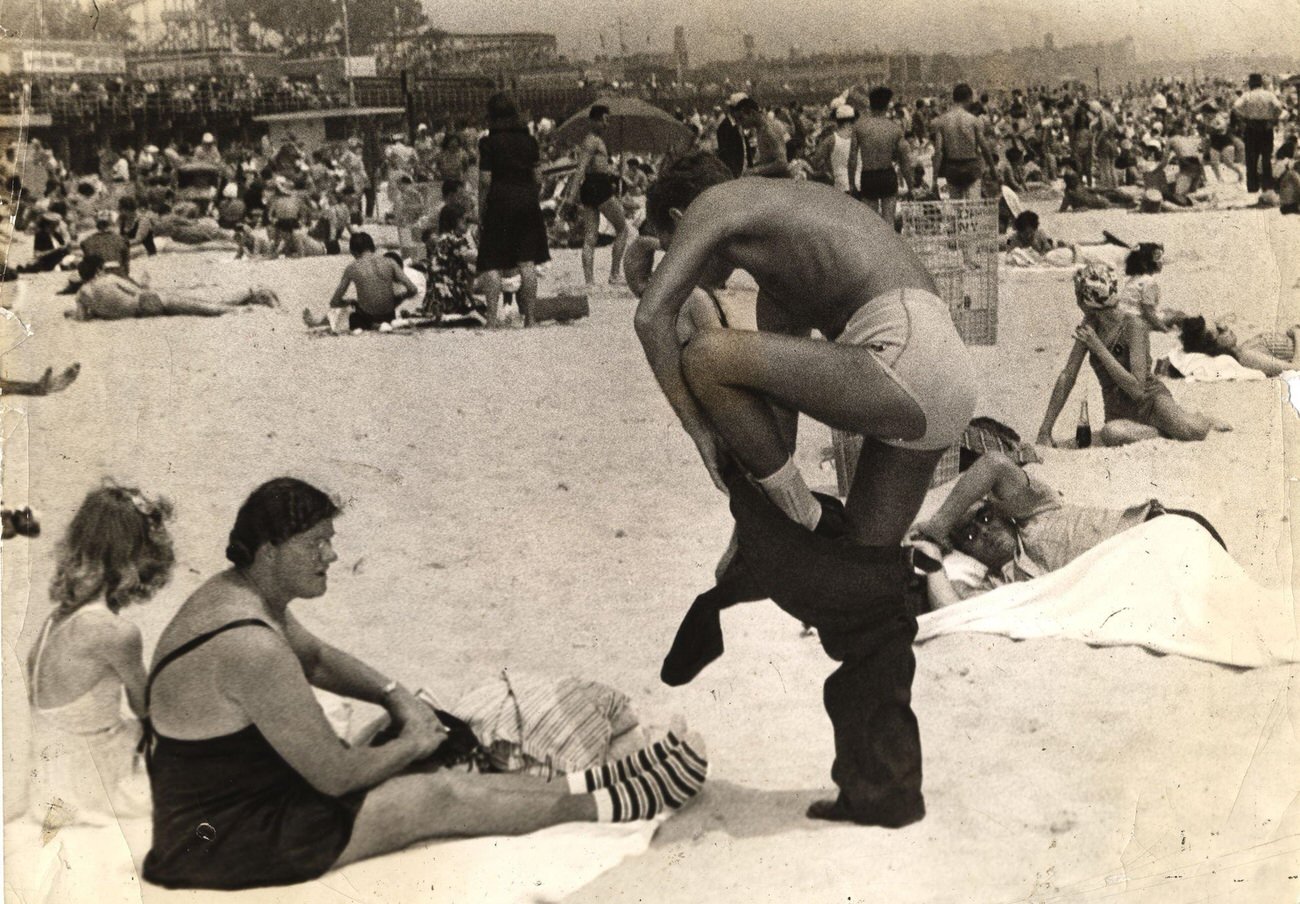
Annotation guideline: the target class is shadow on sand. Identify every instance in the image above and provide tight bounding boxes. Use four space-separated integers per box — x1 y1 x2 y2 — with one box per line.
652 780 843 845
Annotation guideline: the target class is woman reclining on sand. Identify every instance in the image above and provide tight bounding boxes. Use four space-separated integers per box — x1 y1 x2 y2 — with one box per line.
70 254 278 320
142 477 707 891
1036 263 1229 446
1176 317 1300 377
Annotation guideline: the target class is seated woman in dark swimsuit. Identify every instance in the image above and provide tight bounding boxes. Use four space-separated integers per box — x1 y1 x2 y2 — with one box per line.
1036 263 1229 447
143 477 707 891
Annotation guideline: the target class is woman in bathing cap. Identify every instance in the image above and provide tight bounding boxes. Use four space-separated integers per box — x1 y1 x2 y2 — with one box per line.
1036 262 1229 446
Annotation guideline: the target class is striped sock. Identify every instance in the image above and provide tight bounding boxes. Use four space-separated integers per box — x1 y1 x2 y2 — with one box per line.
593 741 708 822
566 732 685 794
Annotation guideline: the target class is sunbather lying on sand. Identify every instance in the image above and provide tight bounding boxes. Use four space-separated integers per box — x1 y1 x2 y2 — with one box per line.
0 363 80 395
1001 211 1116 267
910 451 1224 608
1177 317 1300 377
70 255 277 320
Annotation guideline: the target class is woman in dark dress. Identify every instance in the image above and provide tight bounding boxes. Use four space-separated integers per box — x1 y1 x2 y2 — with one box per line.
142 478 706 890
476 92 550 327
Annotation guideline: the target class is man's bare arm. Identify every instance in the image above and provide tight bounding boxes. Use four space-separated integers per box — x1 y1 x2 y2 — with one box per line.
328 265 354 308
634 190 742 438
391 259 418 301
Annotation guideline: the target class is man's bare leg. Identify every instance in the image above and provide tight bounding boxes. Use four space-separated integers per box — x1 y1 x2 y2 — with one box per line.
480 270 503 327
0 364 79 396
680 330 925 482
599 197 628 284
580 206 599 286
516 260 538 327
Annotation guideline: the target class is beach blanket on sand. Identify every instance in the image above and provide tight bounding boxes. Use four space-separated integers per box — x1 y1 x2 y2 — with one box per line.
1160 348 1272 381
917 516 1299 668
5 691 659 904
4 813 657 904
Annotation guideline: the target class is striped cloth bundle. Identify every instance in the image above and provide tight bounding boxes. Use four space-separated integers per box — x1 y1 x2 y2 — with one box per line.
452 671 641 777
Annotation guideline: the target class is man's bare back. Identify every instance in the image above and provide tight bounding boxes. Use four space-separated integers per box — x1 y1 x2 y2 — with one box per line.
339 254 408 319
850 117 907 171
932 106 983 163
652 179 934 338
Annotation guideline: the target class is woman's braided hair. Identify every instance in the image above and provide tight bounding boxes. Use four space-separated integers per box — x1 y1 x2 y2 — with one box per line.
226 477 340 568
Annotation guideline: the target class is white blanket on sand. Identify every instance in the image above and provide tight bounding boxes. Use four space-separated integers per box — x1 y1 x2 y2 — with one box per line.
917 516 1299 668
4 815 658 904
1163 348 1273 381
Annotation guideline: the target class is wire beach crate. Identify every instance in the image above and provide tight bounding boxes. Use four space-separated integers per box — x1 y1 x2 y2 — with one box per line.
830 198 999 494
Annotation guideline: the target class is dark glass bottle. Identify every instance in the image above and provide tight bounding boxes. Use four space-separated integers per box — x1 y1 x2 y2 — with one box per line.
1075 400 1093 449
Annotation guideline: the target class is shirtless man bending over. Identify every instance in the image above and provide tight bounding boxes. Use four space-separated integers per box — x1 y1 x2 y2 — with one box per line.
635 151 977 827
305 232 418 332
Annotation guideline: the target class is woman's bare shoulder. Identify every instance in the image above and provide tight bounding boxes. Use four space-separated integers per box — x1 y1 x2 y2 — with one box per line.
156 573 263 646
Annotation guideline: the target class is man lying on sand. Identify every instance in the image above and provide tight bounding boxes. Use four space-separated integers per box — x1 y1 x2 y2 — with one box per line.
0 363 80 395
1059 172 1137 211
70 255 277 320
911 451 1224 608
1175 317 1300 377
303 232 418 333
1000 211 1120 267
635 150 977 827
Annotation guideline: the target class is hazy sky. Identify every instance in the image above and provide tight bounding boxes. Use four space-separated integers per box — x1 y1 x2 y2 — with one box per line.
424 0 1300 64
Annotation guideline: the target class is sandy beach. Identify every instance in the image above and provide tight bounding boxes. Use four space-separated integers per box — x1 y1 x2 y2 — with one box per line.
2 186 1298 902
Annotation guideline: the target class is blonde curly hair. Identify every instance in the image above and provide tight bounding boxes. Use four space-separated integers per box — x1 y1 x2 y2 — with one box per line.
48 482 175 615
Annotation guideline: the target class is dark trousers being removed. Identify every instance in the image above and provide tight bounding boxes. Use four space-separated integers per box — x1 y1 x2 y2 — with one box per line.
1242 123 1275 193
663 470 924 825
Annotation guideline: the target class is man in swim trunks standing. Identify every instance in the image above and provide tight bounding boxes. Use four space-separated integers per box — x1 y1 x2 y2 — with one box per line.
931 84 995 200
849 86 913 225
635 151 977 827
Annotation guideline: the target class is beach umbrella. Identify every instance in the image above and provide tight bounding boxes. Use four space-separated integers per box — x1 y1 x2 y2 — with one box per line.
553 97 693 155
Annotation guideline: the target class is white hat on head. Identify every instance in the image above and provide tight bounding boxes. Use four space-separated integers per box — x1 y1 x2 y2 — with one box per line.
727 92 749 107
835 104 856 121
202 132 215 144
144 144 160 153
222 183 238 199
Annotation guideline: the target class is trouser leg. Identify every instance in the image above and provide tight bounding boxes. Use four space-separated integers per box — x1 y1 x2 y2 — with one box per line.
823 614 924 824
723 473 925 823
1243 128 1263 192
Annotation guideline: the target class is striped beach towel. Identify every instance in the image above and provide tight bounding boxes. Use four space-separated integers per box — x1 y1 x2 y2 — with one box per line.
452 671 640 777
